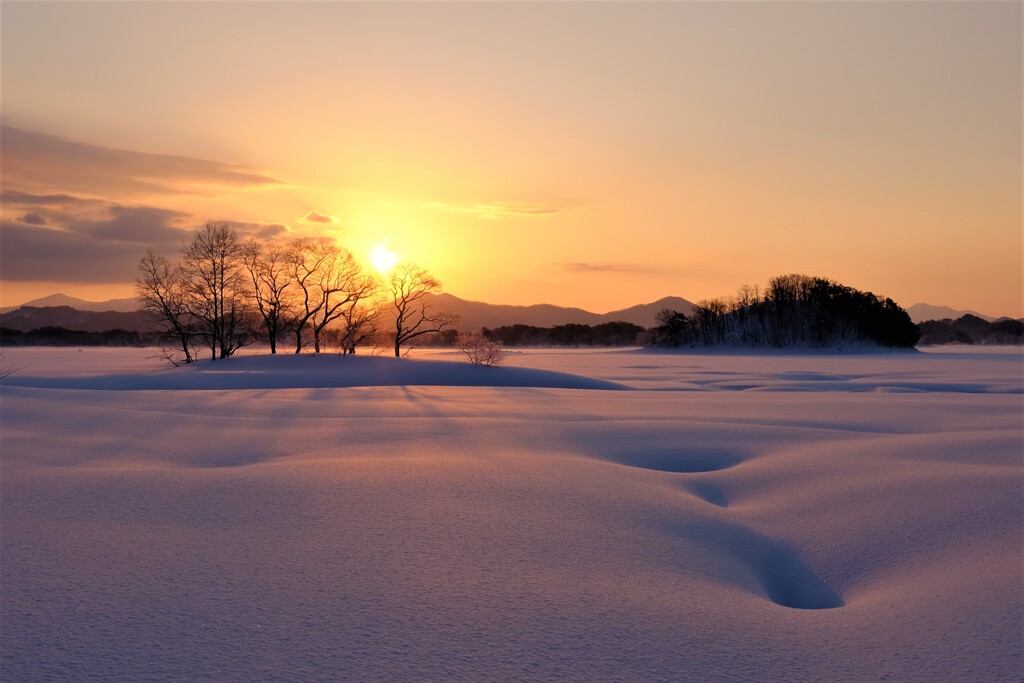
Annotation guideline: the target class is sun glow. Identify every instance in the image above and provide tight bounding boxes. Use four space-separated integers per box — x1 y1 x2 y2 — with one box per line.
369 242 399 274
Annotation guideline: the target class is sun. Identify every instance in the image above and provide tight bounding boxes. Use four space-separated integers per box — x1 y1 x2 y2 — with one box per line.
369 242 399 274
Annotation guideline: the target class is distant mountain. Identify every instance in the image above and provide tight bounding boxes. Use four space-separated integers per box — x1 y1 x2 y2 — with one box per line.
0 306 152 333
425 294 696 331
0 293 139 314
0 293 696 337
602 297 698 327
8 293 1006 328
907 303 994 324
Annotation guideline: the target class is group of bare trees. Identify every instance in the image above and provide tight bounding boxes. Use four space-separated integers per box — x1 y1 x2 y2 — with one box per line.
137 223 457 363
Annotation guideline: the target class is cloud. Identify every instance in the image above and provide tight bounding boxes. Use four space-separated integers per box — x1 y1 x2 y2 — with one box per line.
0 127 296 288
1 191 112 227
69 206 191 245
0 186 300 284
1 191 105 208
0 202 193 283
19 212 47 225
299 210 338 224
1 125 285 199
218 220 292 240
256 223 290 239
422 201 561 220
0 221 155 283
547 262 650 274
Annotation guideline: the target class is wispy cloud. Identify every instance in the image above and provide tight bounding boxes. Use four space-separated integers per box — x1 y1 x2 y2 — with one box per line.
70 206 191 245
1 191 110 227
298 210 338 224
1 191 105 208
221 220 292 239
1 125 285 199
422 201 561 220
547 262 651 274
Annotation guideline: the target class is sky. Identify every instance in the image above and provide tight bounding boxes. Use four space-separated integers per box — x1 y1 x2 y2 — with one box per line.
1 1 1021 316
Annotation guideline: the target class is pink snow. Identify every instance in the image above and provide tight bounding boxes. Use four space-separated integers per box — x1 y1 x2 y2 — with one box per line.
1 346 1021 680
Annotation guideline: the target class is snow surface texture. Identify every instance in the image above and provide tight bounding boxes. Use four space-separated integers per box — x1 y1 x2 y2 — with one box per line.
2 347 1021 681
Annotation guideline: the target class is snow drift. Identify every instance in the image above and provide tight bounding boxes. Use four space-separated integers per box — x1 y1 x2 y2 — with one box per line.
2 352 627 391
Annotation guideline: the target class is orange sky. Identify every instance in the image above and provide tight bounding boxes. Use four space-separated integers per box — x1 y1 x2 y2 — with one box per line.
1 2 1021 316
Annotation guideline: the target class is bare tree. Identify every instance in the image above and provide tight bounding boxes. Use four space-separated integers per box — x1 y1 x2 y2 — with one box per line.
310 249 364 353
339 293 383 355
287 239 334 354
136 248 197 364
181 222 254 360
694 298 729 345
457 332 504 366
242 240 293 354
387 263 458 357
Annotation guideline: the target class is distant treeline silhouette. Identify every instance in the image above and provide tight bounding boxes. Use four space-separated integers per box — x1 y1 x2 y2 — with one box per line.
1 327 150 347
918 315 1023 345
640 274 919 349
483 322 644 347
2 272 933 351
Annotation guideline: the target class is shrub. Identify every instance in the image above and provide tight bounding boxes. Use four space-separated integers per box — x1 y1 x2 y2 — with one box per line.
457 332 505 366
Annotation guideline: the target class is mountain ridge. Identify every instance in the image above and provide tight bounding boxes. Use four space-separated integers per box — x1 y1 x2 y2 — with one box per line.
0 306 151 333
0 293 140 314
905 303 995 324
5 294 1009 333
423 293 696 330
0 293 698 334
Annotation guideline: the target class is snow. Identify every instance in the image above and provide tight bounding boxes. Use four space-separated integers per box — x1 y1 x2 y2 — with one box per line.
1 346 1021 681
2 351 626 391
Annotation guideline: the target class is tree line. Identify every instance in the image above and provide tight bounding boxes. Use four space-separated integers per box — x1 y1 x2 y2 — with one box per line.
8 235 924 355
482 322 644 347
640 274 920 349
0 327 146 347
917 315 1023 345
137 223 456 363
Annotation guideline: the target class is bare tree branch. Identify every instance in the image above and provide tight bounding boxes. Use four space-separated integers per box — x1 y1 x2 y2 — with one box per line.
242 239 293 354
388 263 459 357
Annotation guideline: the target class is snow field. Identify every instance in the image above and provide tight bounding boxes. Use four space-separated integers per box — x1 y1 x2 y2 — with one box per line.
1 347 1021 681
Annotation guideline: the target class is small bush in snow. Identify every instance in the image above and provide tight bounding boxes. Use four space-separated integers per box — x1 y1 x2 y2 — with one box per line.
457 333 505 366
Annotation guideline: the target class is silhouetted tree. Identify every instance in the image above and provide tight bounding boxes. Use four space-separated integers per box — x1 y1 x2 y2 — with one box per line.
388 263 458 357
338 284 383 355
242 240 293 354
287 239 335 354
310 249 379 353
0 327 146 348
694 299 729 345
640 309 693 347
641 274 918 349
485 322 644 347
136 248 198 364
917 315 1020 345
181 223 255 360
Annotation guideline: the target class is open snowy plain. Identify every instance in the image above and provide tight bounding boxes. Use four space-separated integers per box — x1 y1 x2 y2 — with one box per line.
2 346 1021 681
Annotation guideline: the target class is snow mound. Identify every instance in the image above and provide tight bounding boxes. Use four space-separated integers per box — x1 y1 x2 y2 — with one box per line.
5 353 627 391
